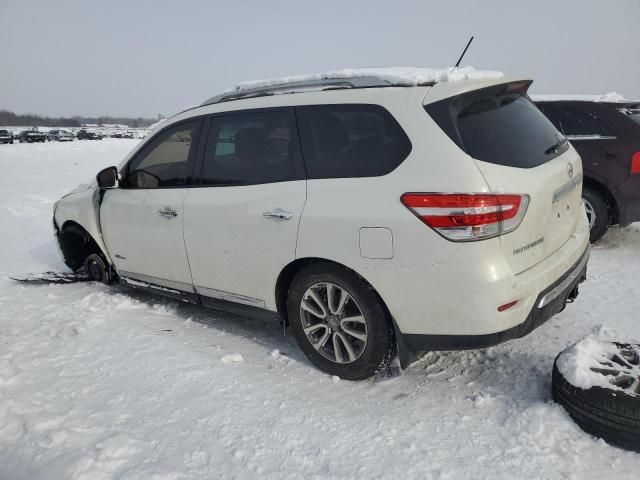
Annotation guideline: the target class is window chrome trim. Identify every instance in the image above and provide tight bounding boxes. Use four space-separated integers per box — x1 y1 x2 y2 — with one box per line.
565 135 617 141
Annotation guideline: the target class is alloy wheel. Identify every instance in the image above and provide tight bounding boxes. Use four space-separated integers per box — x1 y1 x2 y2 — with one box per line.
590 343 640 396
299 282 368 364
583 198 596 230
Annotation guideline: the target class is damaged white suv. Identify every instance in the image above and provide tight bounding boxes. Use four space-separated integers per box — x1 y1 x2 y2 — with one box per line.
53 67 590 380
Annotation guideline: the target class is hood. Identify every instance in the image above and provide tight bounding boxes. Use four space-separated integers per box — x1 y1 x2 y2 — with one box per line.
60 180 97 199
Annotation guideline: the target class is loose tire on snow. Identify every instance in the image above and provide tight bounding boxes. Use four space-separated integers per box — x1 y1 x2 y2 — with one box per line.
287 263 396 380
552 342 640 452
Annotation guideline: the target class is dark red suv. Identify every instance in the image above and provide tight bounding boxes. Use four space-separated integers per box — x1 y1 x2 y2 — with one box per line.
534 97 640 242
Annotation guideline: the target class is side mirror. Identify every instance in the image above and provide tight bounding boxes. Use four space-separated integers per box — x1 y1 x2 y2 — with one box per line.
96 166 119 189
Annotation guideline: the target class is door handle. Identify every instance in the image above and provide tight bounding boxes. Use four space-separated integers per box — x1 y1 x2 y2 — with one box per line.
157 207 178 218
263 209 293 220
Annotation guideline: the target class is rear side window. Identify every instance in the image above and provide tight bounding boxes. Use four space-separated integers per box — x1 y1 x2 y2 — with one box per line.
552 107 613 137
199 109 304 186
297 104 411 179
425 83 568 168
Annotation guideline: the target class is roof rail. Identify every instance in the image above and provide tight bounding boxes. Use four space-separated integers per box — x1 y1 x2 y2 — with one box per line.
200 75 393 107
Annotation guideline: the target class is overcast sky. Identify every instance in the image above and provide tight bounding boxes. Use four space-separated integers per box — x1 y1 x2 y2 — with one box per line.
1 0 638 118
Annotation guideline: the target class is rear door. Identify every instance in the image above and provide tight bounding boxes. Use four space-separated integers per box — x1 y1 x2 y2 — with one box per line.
183 108 306 308
101 119 202 291
545 104 619 184
425 85 584 274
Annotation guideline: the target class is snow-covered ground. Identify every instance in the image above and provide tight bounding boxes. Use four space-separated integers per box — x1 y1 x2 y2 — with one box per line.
0 139 639 479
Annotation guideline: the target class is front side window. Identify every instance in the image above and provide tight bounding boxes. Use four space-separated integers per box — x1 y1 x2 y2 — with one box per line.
200 109 303 186
297 104 411 179
125 120 201 188
553 107 613 137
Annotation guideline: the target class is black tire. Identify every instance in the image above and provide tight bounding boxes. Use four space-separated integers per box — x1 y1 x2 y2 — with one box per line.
286 263 396 380
582 188 610 243
58 224 108 272
552 343 640 452
84 253 115 284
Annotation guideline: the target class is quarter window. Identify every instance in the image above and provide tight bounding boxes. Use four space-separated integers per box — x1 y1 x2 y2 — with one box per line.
200 109 303 186
125 120 201 188
297 104 412 179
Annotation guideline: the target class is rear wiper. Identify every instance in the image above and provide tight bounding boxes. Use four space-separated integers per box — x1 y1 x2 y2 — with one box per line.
544 138 568 155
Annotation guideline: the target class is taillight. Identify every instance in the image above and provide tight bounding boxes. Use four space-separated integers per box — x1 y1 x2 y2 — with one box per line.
400 193 530 241
632 151 640 175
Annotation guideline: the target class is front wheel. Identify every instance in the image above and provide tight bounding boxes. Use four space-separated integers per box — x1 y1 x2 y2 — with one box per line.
287 263 396 380
583 188 610 243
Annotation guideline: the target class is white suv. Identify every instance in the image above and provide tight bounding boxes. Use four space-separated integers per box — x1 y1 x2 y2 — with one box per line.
53 67 590 380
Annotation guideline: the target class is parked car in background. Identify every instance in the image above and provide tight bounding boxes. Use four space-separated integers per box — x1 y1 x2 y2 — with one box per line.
534 96 640 242
48 129 75 142
109 130 134 139
77 129 103 140
0 129 13 144
53 68 589 380
17 128 46 143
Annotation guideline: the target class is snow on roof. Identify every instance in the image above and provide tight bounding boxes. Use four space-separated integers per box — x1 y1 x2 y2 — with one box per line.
530 92 630 103
229 66 504 93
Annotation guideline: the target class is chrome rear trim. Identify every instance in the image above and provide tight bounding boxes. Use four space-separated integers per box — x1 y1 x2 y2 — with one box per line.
537 249 589 309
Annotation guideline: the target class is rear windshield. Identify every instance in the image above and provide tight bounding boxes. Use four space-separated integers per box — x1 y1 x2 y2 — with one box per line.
425 83 568 168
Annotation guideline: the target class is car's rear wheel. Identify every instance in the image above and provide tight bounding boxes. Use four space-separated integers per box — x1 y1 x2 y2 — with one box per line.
583 188 610 243
287 263 396 380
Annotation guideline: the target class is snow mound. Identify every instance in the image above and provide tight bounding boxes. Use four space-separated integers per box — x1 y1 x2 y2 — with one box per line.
229 66 504 93
220 353 244 364
556 328 640 395
531 92 629 103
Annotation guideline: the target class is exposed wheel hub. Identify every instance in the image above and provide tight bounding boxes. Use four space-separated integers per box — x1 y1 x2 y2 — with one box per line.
83 253 113 284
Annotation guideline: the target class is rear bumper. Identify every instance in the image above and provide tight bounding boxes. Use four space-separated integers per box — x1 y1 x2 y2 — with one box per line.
399 246 588 361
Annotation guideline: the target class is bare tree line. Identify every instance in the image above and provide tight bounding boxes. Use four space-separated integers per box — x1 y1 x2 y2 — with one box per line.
0 109 156 128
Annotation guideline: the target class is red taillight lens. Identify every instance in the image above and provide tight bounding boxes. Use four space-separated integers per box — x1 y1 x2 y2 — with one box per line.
632 151 640 175
401 193 530 241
